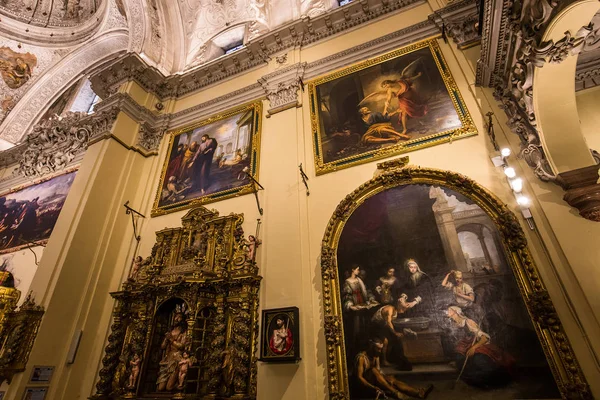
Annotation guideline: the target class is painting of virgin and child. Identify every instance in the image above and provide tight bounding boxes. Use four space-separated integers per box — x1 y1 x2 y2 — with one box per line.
336 184 561 399
309 40 476 174
153 103 262 215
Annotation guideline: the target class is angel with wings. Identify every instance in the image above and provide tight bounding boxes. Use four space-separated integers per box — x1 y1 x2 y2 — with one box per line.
359 57 429 136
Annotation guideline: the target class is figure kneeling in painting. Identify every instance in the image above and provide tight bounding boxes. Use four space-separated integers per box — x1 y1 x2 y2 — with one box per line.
354 338 433 399
446 306 515 388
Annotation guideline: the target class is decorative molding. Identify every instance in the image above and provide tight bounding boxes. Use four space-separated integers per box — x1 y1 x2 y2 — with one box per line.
90 0 429 100
0 32 129 144
258 62 306 117
429 0 481 49
557 165 600 222
12 108 119 178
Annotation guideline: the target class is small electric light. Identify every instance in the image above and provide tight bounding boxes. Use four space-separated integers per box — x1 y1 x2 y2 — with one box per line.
504 167 516 178
516 195 530 206
501 148 511 157
511 178 523 193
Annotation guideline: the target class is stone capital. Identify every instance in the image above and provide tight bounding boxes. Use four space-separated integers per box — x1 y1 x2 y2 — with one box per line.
258 62 307 117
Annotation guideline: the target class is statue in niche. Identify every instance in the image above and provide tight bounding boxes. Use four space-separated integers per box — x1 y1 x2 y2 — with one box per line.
157 304 189 392
127 353 141 389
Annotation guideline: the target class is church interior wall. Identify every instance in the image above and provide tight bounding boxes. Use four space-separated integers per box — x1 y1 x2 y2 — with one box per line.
0 0 599 399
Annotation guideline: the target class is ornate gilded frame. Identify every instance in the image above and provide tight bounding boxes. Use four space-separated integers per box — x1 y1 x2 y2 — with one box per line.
152 101 263 217
320 158 591 399
308 38 477 175
0 167 78 255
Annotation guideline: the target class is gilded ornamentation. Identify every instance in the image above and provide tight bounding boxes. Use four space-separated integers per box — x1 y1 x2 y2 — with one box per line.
92 206 261 399
0 291 45 385
319 161 590 399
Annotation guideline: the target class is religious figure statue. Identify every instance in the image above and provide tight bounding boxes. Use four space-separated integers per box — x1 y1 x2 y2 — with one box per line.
246 234 261 263
221 349 235 394
127 353 141 389
129 256 143 281
177 350 195 389
156 307 188 391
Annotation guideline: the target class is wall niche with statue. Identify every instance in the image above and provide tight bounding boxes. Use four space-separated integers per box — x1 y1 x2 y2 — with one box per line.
92 206 261 400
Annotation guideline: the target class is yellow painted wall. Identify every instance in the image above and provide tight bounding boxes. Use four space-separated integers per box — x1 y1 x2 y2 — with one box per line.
3 4 600 400
576 85 600 152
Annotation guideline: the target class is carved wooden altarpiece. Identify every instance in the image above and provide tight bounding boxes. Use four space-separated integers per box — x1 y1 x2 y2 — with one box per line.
92 206 261 400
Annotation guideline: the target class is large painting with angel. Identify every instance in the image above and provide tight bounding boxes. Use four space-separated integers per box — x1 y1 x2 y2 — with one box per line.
308 39 476 174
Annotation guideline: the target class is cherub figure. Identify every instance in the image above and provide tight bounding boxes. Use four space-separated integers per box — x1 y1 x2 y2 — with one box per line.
177 351 196 389
247 235 262 263
128 353 141 389
129 256 143 281
359 57 428 135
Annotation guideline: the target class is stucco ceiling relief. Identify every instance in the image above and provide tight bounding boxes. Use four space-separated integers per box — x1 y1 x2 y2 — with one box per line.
0 0 106 27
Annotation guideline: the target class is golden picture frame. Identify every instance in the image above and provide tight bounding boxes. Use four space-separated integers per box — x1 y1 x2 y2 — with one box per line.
152 101 263 217
319 160 590 399
0 168 78 255
308 38 477 175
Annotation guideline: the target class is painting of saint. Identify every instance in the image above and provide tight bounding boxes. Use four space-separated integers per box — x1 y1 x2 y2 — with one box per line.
268 315 293 355
0 171 76 254
0 47 37 90
153 102 262 216
260 307 299 362
333 183 562 399
309 40 476 174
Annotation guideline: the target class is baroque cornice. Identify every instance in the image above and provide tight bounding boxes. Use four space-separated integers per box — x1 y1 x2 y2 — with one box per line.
429 0 481 49
0 94 166 174
90 0 428 100
6 109 119 178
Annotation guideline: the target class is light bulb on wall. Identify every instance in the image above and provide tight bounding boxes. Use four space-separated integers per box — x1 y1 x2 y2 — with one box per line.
516 195 530 206
504 167 516 178
501 148 511 157
511 178 523 193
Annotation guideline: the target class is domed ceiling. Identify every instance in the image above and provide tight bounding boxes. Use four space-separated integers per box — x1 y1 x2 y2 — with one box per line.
0 0 104 27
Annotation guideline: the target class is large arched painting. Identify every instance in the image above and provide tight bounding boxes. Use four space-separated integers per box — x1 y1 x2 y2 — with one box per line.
321 167 590 400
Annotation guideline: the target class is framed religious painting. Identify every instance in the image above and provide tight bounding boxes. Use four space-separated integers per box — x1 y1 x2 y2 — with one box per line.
308 38 477 175
0 169 77 254
152 101 262 216
260 307 300 363
320 161 591 399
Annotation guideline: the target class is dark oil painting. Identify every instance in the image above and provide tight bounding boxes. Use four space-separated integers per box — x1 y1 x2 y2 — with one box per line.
309 40 476 174
260 307 300 363
337 184 560 399
0 171 76 254
153 103 261 215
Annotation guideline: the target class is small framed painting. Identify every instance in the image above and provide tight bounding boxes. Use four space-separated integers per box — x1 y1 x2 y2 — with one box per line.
29 366 54 383
260 307 300 363
22 387 48 400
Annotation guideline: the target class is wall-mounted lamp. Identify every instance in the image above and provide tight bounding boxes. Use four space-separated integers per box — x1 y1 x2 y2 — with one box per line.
490 144 534 229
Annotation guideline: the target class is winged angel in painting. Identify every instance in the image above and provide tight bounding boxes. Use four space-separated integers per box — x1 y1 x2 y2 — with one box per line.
358 58 429 139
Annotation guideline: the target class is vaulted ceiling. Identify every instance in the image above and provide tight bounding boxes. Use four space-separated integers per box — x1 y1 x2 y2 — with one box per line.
170 0 333 71
0 0 105 27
